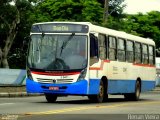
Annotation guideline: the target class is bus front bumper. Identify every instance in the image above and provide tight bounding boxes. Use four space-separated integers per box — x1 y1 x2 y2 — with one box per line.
26 78 88 95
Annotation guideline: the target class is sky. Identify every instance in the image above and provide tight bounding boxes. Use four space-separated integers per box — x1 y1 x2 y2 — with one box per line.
123 0 160 14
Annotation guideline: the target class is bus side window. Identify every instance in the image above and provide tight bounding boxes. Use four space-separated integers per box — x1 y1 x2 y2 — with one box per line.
135 42 142 63
117 38 126 62
149 46 155 65
126 40 134 63
109 36 117 61
98 34 106 60
142 44 149 64
90 33 98 65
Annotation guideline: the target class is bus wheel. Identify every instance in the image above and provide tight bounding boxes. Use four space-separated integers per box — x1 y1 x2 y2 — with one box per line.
124 80 141 101
103 87 108 102
45 94 57 103
88 80 104 103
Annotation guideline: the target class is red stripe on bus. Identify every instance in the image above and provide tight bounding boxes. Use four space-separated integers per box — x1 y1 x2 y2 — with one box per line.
103 60 110 63
31 71 80 76
89 67 101 70
133 63 156 68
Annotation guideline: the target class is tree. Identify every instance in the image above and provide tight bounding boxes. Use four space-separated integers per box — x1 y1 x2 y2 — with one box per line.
8 0 36 69
122 11 160 47
33 0 103 24
0 0 20 68
120 11 160 56
0 0 35 68
81 0 103 23
98 0 125 18
99 0 126 29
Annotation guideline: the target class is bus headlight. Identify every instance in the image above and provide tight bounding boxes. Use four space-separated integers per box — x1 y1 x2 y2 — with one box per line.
77 68 87 81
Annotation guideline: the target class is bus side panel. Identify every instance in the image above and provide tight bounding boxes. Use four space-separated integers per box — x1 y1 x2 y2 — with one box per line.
141 80 156 92
87 79 156 95
107 79 155 94
108 80 136 94
88 79 100 94
106 61 156 94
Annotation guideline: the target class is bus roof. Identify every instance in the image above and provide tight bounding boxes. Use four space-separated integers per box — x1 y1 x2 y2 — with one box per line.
90 24 155 46
32 22 155 46
33 22 92 25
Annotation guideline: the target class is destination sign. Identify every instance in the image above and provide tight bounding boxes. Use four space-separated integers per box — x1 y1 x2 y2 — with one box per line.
31 23 89 33
53 26 69 31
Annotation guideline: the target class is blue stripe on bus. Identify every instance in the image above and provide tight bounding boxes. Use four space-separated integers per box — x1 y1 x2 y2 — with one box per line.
141 80 156 92
88 79 100 94
26 78 88 95
108 80 136 94
26 78 155 95
88 79 155 94
108 80 155 93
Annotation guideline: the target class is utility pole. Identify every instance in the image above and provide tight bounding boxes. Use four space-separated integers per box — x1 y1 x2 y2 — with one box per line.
103 0 109 24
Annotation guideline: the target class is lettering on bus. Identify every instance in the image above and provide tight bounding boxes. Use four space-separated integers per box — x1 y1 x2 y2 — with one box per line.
53 26 69 31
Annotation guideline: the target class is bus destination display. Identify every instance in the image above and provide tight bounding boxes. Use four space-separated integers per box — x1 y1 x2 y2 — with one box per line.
31 23 89 33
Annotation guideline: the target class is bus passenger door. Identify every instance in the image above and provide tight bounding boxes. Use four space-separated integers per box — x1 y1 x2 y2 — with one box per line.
89 33 99 66
89 33 100 94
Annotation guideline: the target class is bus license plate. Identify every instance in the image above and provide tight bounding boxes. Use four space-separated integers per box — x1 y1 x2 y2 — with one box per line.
49 86 59 90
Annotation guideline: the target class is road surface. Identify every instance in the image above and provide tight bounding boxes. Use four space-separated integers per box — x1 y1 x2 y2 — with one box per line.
0 91 160 120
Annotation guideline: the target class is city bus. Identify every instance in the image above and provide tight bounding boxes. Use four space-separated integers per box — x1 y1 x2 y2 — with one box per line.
26 22 156 103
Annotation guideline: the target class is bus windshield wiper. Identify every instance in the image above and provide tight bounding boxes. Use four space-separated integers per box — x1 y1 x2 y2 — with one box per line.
36 32 45 53
60 33 75 56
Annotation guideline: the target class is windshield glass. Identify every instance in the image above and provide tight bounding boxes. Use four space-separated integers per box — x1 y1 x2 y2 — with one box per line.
28 34 87 70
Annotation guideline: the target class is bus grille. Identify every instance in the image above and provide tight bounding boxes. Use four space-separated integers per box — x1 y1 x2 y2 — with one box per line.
37 78 74 84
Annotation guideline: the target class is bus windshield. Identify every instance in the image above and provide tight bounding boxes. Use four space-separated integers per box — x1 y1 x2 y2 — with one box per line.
28 34 87 71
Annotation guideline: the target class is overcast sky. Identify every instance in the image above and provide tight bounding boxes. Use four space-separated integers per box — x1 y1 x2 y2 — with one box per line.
123 0 160 14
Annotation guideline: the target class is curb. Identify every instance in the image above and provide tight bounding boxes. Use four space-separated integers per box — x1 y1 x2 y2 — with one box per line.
0 92 43 98
153 87 160 91
0 87 159 98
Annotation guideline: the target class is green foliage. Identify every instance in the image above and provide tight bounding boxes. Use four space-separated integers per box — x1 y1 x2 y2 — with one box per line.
81 0 103 23
98 0 125 17
8 2 34 68
0 0 17 47
32 0 103 24
0 0 36 68
108 0 125 17
122 11 160 51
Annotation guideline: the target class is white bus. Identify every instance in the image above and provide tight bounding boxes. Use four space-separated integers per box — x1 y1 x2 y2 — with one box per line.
26 22 156 103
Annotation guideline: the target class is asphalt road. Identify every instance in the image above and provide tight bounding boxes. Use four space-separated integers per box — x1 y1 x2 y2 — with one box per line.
0 92 160 120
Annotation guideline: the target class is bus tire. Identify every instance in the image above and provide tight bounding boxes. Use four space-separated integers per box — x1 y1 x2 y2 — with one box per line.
124 80 141 101
88 80 104 103
103 90 108 102
103 78 108 102
45 94 57 103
